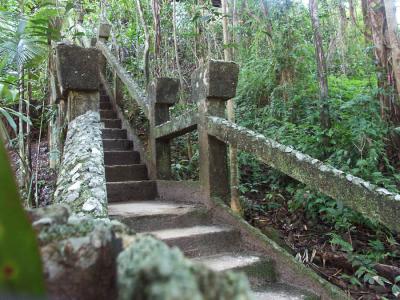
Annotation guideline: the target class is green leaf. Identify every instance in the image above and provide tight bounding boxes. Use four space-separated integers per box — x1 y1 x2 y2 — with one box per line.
0 108 17 133
0 137 45 295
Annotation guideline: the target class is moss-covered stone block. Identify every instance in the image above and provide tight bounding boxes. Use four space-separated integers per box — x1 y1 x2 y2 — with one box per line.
117 235 252 300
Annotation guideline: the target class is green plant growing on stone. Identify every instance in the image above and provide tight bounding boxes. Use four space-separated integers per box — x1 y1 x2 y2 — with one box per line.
0 137 45 296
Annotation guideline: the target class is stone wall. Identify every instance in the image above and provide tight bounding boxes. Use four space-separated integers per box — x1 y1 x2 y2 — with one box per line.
54 111 107 218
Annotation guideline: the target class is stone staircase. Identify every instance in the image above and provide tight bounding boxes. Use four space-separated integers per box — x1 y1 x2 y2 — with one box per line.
99 89 316 300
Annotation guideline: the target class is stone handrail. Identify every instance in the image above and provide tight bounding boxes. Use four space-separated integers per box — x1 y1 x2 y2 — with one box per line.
154 110 198 140
96 40 150 118
206 116 400 232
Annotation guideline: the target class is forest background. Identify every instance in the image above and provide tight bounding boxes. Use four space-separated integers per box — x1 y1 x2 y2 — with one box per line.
1 0 400 298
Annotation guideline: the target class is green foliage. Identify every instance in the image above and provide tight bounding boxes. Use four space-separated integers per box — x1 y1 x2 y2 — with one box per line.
0 137 45 295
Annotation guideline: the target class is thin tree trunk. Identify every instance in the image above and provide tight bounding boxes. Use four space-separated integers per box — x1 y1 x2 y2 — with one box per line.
348 0 358 25
26 69 33 206
151 0 161 76
135 0 150 85
18 65 27 188
384 0 400 97
309 0 331 147
172 0 184 90
338 0 348 74
222 0 241 213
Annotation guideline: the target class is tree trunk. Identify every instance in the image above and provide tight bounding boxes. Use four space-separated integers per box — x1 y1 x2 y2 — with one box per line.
26 69 33 205
135 0 150 85
309 0 331 144
151 0 161 76
366 0 400 164
338 0 348 74
172 0 184 90
384 0 400 97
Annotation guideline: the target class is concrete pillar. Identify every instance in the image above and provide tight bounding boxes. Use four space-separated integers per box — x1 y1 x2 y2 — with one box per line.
55 43 100 122
148 78 180 180
191 60 239 203
97 23 111 78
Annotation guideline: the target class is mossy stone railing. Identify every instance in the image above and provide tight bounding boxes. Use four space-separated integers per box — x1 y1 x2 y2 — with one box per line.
96 24 400 233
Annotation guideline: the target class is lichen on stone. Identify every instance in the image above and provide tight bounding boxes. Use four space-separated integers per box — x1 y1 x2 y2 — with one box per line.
117 235 253 300
53 110 108 218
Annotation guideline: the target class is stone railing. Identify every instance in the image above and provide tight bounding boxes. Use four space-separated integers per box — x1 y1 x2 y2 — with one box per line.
53 111 107 218
96 24 400 232
49 36 107 217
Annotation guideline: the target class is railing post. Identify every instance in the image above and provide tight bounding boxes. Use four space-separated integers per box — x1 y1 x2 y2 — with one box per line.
148 78 180 179
113 72 123 106
97 22 111 78
192 60 239 203
55 43 100 122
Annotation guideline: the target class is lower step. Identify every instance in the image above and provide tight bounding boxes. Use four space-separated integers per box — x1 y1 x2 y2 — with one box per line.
102 119 121 129
107 181 158 202
109 201 209 232
102 128 127 139
194 253 276 284
103 139 133 151
100 110 117 119
104 151 140 165
148 225 240 258
252 283 317 300
106 164 148 182
100 101 112 110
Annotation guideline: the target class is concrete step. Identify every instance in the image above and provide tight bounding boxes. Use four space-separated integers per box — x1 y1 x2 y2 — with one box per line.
100 110 117 119
103 119 122 129
194 253 276 284
252 283 316 300
103 139 133 151
109 201 210 232
104 151 140 165
100 95 109 101
102 128 127 139
107 181 158 202
148 225 240 258
100 101 112 110
106 164 148 182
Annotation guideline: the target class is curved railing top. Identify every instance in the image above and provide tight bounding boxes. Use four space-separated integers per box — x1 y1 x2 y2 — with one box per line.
96 40 150 118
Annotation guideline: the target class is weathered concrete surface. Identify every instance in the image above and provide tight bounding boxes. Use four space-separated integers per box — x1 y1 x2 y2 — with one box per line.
54 111 107 218
193 61 235 203
28 205 130 300
207 116 400 233
67 91 99 121
55 44 99 95
98 23 112 40
148 77 180 180
154 110 198 140
148 77 180 105
191 59 239 102
117 235 252 300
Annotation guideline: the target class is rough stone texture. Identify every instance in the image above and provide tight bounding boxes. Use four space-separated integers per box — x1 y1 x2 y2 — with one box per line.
148 77 180 105
117 235 252 300
55 43 99 95
54 111 107 218
98 23 112 39
154 110 198 140
191 60 239 102
207 116 400 233
31 205 130 300
67 91 99 121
